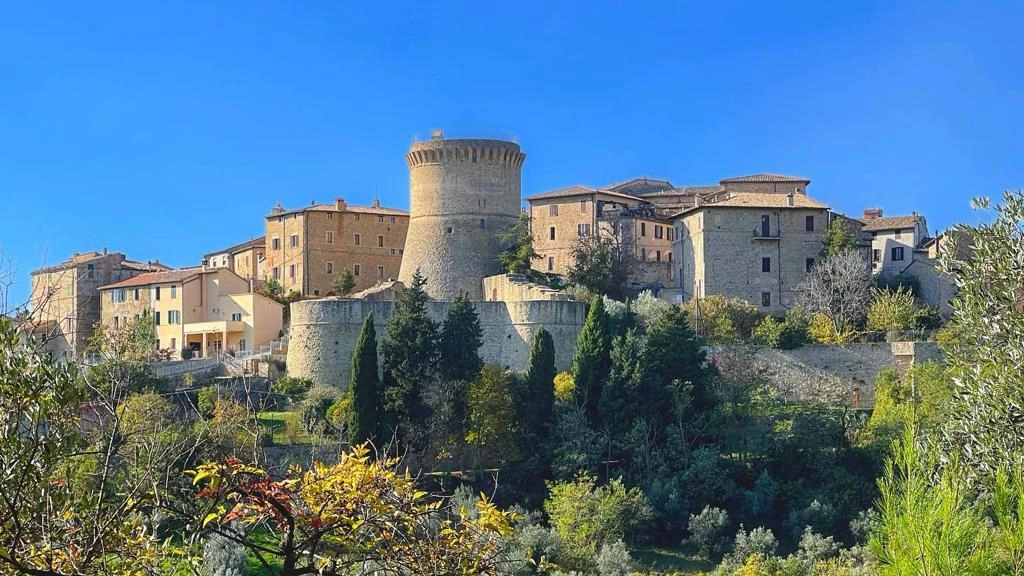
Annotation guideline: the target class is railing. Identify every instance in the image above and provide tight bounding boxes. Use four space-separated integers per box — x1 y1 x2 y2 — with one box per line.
752 228 781 239
151 355 222 377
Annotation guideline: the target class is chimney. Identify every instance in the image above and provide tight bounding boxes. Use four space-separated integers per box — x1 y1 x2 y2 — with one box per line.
372 197 380 208
102 247 108 255
335 197 346 211
863 208 883 220
271 203 285 215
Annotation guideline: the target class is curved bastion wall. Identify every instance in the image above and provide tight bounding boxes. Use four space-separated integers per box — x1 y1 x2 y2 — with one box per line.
398 138 526 300
286 297 586 389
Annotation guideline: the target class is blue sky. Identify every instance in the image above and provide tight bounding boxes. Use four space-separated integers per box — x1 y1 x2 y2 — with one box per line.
2 1 1021 307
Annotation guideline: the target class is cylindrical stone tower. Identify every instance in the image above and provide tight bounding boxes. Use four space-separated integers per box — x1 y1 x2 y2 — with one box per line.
398 133 526 300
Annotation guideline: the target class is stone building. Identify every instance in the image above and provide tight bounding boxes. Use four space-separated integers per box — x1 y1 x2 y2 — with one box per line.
28 250 168 361
100 267 282 358
287 133 587 389
202 236 265 281
860 209 930 276
670 175 830 315
398 134 526 300
263 198 409 297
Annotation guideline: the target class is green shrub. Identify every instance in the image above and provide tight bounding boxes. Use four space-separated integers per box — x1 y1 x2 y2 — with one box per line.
299 386 341 435
197 387 219 418
687 505 730 556
751 308 808 349
272 376 313 398
180 347 195 360
682 295 764 344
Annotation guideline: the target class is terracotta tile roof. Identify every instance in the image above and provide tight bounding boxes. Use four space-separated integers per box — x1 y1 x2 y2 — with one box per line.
100 268 202 290
122 260 171 272
671 192 829 217
268 202 409 218
861 215 923 232
31 253 168 275
525 185 644 203
604 177 675 196
640 185 721 198
720 173 811 184
204 236 266 259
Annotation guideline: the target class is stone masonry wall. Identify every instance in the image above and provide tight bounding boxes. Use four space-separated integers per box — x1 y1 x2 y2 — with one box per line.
482 274 571 302
286 298 585 389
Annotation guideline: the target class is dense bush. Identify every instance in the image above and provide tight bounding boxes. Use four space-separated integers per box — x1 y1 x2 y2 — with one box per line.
196 386 219 418
299 386 341 435
682 295 764 344
687 506 730 556
272 375 314 398
751 307 809 349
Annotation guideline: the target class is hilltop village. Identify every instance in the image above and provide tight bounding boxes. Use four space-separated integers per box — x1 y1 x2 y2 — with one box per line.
24 132 953 371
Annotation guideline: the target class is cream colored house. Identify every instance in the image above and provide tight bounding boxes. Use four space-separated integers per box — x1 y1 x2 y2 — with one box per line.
100 267 283 359
860 209 930 276
202 236 265 281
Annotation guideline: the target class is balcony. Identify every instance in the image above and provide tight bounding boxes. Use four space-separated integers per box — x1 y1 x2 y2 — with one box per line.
183 320 246 335
752 228 781 240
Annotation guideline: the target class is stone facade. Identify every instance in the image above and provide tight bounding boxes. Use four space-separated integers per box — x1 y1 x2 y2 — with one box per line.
286 296 586 389
29 251 168 361
673 196 829 315
398 136 526 300
263 198 409 297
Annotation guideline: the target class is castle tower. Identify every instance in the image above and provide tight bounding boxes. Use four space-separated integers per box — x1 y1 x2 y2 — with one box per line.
398 133 526 300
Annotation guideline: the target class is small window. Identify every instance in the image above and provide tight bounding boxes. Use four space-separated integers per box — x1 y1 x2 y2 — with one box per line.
872 249 881 263
654 225 664 239
326 262 334 274
355 213 360 221
547 256 554 271
549 226 556 240
667 252 672 262
377 235 384 247
87 263 94 279
326 231 334 244
762 257 771 273
168 310 181 325
272 237 281 250
549 204 559 216
641 248 647 261
892 247 905 261
656 250 662 262
641 222 647 237
667 228 674 241
390 216 396 224
113 316 119 330
354 233 361 246
895 229 902 238
354 264 361 276
577 223 590 237
170 337 176 350
761 215 770 236
170 285 177 299
806 258 815 273
155 286 161 300
289 264 295 278
377 215 384 223
390 248 396 255
272 267 280 280
581 200 588 213
154 311 161 325
761 292 771 307
231 313 242 321
479 218 486 229
805 215 815 232
446 227 453 234
377 265 384 278
133 288 140 300
290 234 299 248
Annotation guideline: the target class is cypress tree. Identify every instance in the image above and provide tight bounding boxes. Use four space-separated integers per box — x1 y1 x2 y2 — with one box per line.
523 326 557 438
439 292 484 383
347 313 380 445
572 296 611 424
644 306 712 414
380 270 439 442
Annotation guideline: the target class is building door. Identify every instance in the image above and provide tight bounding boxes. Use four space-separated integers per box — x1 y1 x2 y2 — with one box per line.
761 215 770 237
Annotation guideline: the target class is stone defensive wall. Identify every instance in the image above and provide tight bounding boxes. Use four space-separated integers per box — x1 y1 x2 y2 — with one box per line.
706 341 941 406
286 297 586 389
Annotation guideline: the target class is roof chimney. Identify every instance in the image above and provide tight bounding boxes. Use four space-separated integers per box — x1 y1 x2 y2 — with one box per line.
335 197 346 211
863 208 883 220
271 203 285 215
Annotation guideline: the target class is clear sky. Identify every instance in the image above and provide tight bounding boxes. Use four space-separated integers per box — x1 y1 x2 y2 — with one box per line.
1 1 1021 307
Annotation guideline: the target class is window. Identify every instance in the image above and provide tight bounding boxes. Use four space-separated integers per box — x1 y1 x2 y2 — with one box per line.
547 256 554 271
113 316 119 330
806 258 815 272
377 265 384 278
656 250 662 262
641 248 647 261
667 252 672 262
326 262 334 274
762 257 771 273
892 246 905 261
111 289 127 303
446 227 453 234
154 311 161 325
272 267 280 280
390 248 397 255
290 234 299 248
168 310 180 325
231 313 242 321
272 237 281 250
872 249 881 263
641 222 647 237
170 285 177 299
761 215 770 236
895 229 902 238
654 225 664 239
377 215 384 223
87 263 94 279
479 218 486 229
577 223 590 237
805 215 815 231
581 200 588 213
549 204 559 216
133 288 140 300
354 233 361 246
155 339 160 350
549 226 556 240
170 337 176 350
377 235 384 247
289 264 296 278
390 216 396 223
354 213 360 221
326 231 334 244
155 286 161 300
667 228 673 241
354 264 361 276
761 292 771 307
